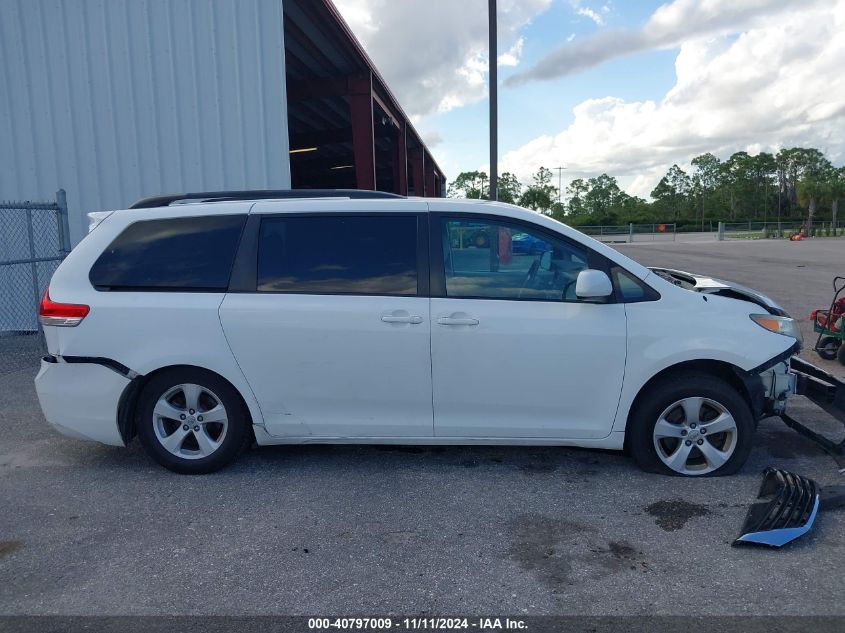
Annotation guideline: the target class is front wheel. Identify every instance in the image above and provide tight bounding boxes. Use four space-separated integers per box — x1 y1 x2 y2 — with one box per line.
627 372 754 477
136 368 251 474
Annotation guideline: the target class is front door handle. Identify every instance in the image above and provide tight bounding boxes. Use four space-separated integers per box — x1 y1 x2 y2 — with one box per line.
437 315 479 326
381 314 423 324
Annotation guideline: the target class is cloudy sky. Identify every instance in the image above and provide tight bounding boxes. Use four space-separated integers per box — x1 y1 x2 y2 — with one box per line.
334 0 845 199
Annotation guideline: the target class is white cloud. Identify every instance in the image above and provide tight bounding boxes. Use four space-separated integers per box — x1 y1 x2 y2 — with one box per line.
421 130 444 147
333 0 551 119
498 37 525 67
577 7 604 25
500 1 845 199
507 0 816 86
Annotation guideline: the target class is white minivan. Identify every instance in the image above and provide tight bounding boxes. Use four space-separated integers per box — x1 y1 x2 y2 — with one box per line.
35 191 799 475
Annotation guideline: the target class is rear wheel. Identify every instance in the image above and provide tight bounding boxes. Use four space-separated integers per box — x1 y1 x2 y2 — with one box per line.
628 372 754 477
136 368 251 474
817 336 841 361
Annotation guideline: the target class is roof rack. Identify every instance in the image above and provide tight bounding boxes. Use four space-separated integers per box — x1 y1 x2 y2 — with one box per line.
129 189 404 209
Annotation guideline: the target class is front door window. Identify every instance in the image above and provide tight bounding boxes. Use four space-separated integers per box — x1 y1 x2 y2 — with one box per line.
441 219 589 301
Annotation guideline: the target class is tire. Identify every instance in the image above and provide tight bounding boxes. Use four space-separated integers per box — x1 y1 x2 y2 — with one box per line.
627 372 754 477
473 234 489 248
136 367 251 474
817 336 841 361
838 343 845 367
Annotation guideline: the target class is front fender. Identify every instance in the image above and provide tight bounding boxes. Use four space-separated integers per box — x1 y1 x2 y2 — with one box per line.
613 295 797 433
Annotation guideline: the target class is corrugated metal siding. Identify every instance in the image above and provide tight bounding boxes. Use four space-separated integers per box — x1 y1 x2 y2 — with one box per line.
0 0 290 244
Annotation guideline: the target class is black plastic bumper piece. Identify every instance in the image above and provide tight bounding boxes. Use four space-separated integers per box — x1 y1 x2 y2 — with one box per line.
60 355 135 378
783 356 845 471
733 468 820 548
789 356 845 423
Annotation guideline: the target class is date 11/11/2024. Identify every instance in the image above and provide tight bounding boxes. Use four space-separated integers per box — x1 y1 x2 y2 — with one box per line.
307 617 528 630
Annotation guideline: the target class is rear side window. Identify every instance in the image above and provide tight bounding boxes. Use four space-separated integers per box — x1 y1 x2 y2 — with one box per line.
90 215 246 290
257 215 417 295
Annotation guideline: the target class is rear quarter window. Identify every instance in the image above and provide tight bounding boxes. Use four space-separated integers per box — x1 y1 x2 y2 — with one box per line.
89 215 246 290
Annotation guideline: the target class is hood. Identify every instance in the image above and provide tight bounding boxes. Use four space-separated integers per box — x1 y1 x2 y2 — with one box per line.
649 268 787 316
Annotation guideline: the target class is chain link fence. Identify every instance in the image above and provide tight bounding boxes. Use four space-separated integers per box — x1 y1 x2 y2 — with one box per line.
1 190 70 376
577 223 677 243
715 221 844 240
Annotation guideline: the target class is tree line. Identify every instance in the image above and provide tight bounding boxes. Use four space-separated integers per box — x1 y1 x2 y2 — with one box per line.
447 147 845 230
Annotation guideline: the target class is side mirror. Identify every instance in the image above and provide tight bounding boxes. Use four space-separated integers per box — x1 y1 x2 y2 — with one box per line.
575 269 613 300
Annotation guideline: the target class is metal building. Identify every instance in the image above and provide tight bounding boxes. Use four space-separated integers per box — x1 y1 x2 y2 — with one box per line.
0 0 445 246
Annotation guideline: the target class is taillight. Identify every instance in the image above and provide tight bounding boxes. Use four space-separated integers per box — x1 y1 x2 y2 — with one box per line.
38 288 89 327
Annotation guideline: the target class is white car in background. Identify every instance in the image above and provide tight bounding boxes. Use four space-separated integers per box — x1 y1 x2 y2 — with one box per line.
35 191 800 475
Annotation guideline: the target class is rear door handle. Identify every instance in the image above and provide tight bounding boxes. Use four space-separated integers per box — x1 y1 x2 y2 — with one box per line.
437 316 479 326
381 314 423 324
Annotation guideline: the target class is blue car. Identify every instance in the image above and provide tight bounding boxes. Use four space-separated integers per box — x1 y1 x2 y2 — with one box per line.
511 232 550 255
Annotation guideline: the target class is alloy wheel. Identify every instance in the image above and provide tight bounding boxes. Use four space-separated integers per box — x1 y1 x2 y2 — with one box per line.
652 396 738 475
152 383 229 460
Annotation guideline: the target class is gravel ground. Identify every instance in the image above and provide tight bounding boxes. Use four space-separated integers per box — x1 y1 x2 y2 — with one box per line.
0 238 843 616
0 335 44 378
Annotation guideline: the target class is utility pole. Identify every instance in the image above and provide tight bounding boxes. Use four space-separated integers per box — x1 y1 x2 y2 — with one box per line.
554 166 566 205
488 0 498 201
764 180 768 228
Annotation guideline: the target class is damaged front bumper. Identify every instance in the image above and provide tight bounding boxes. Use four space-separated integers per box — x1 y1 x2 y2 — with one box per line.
734 467 820 548
751 346 845 469
733 347 845 548
759 358 796 417
736 343 800 421
781 355 845 471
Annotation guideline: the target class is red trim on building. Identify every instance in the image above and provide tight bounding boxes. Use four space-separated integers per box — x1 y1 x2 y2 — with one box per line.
317 0 445 195
349 74 376 190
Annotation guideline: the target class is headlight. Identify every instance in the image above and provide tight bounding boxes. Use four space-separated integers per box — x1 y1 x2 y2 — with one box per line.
750 314 803 343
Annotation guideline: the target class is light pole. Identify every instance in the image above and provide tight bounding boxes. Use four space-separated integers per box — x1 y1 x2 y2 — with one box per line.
478 174 487 199
488 0 498 201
